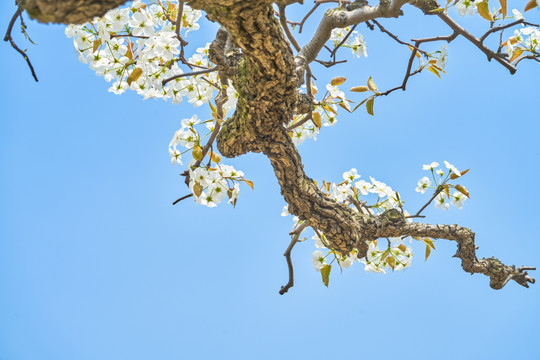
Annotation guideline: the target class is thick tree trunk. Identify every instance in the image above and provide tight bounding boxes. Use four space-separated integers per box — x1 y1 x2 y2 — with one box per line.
22 0 127 24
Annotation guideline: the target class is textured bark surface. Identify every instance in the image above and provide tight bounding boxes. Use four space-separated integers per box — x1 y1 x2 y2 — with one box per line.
22 0 127 24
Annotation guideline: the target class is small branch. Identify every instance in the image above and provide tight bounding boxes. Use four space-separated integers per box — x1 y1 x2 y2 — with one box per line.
4 6 38 82
479 19 539 42
514 54 540 66
280 221 309 295
314 58 347 67
370 19 425 54
436 12 516 74
162 66 217 86
285 113 312 131
279 5 302 52
172 193 193 205
380 31 458 96
414 186 443 217
298 3 321 33
329 23 357 59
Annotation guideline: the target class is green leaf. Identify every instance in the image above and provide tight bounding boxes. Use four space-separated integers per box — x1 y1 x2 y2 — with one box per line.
366 98 374 116
321 264 331 287
192 146 203 161
193 182 203 197
352 97 369 112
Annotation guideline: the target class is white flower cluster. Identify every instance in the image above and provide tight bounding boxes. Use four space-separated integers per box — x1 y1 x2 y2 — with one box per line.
311 232 412 274
287 80 352 146
330 27 368 58
323 168 405 213
416 161 468 210
188 164 242 207
168 114 249 207
65 0 239 108
505 26 540 59
454 0 476 16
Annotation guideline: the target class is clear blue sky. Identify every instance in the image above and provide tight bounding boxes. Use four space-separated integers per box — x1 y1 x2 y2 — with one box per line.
1 2 539 360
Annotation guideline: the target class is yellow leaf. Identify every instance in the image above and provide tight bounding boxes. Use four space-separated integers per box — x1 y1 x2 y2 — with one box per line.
312 112 322 128
499 0 507 17
92 39 101 53
322 103 337 115
425 243 432 261
321 264 331 287
443 184 450 197
510 47 524 63
330 76 346 86
477 1 494 21
525 0 538 11
455 184 470 198
127 67 143 86
367 76 378 91
408 45 421 58
502 36 518 47
209 151 221 163
450 168 469 179
192 146 203 161
423 237 436 249
193 182 203 197
366 98 374 116
244 179 254 190
350 86 369 92
338 101 351 113
311 81 318 95
428 66 441 78
398 244 407 252
429 59 438 64
386 256 396 270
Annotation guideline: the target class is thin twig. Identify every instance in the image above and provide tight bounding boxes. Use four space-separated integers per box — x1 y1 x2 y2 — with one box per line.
314 58 347 67
479 19 538 42
298 3 320 33
514 54 540 66
414 186 444 217
330 23 357 60
380 32 458 96
4 6 38 82
437 12 516 73
172 193 193 205
370 19 425 54
280 221 309 295
162 66 217 86
278 5 301 52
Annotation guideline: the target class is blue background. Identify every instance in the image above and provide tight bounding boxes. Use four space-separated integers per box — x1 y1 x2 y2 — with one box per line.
1 2 539 359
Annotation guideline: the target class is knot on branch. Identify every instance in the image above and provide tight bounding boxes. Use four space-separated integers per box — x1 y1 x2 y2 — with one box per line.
375 209 405 237
293 93 314 115
209 27 243 78
411 0 440 15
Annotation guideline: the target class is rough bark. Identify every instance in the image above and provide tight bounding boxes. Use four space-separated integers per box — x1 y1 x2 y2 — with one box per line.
21 0 127 24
